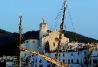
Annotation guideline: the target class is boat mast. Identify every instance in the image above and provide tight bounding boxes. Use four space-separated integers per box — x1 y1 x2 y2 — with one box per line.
56 0 67 62
18 16 22 67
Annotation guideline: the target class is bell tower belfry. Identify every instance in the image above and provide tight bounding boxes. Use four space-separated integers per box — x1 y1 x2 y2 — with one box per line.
40 18 47 33
39 18 47 38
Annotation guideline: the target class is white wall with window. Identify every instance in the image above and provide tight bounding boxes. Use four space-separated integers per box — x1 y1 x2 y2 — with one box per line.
90 50 98 67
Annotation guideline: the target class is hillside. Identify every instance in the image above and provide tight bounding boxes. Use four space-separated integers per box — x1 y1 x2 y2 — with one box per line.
0 29 98 56
64 30 98 43
0 29 19 56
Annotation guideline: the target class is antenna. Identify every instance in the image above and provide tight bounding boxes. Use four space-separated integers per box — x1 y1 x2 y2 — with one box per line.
18 16 22 67
56 0 67 63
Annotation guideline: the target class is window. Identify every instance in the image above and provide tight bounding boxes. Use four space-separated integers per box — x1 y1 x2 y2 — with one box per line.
47 65 51 67
55 54 57 57
77 59 79 64
84 52 86 55
55 54 60 57
53 42 55 47
71 53 73 56
47 61 49 63
78 52 79 55
93 59 97 64
63 53 65 57
55 37 59 41
35 65 37 67
45 41 50 52
39 59 42 63
55 53 60 58
39 65 43 67
71 59 73 63
59 54 60 57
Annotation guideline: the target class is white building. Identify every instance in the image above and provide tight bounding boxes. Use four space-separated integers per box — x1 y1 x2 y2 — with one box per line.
31 46 88 67
90 49 98 67
23 39 39 51
21 19 90 67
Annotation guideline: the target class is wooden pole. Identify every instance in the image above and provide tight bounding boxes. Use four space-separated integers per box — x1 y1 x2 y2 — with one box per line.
18 16 22 67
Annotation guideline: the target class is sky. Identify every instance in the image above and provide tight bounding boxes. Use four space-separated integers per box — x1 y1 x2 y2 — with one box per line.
0 0 98 39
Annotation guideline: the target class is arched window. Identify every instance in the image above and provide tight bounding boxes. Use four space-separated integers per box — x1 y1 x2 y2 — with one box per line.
39 59 42 63
53 42 55 47
55 37 59 42
45 41 50 52
77 59 79 64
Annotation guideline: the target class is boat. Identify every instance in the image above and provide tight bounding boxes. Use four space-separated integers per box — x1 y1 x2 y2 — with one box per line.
3 0 97 67
20 0 91 67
